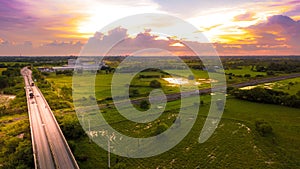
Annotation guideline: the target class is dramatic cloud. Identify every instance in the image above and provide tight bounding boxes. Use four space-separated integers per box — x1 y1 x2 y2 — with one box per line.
234 12 257 21
246 15 300 48
214 15 300 55
0 0 35 30
0 40 83 56
0 0 300 55
152 0 257 17
81 27 189 56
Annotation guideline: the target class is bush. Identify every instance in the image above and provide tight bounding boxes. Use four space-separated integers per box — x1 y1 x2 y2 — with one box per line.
188 75 195 80
129 89 140 97
232 87 300 108
149 80 161 88
227 86 235 92
155 122 168 135
60 115 86 139
140 100 150 110
255 74 264 78
297 90 300 97
255 119 273 136
266 71 275 76
244 74 251 78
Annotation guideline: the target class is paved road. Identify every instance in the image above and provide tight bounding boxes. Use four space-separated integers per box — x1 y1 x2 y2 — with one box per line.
22 67 79 169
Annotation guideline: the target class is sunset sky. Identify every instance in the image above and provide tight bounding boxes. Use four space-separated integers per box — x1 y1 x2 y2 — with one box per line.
0 0 299 56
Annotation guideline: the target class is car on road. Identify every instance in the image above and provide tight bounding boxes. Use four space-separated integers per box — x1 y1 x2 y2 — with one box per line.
29 92 34 99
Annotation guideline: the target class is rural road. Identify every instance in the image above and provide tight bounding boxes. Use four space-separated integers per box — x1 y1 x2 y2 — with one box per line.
101 72 300 107
22 67 79 169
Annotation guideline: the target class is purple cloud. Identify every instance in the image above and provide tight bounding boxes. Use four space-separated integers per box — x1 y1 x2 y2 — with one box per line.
0 40 83 56
214 15 300 55
0 0 36 30
246 15 300 48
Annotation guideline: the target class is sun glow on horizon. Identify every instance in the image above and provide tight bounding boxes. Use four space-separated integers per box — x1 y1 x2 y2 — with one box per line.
1 0 299 55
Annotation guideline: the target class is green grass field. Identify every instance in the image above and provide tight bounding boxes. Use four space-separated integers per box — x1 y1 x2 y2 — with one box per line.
225 66 266 77
239 77 300 95
266 77 300 95
45 70 300 169
46 69 217 102
69 96 300 169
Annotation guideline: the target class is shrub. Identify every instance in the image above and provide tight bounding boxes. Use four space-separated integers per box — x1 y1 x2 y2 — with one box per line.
140 100 150 110
255 74 264 78
227 86 235 92
255 119 273 136
244 74 251 78
60 115 86 139
266 71 275 76
188 75 195 80
155 122 168 135
129 89 140 97
149 80 161 88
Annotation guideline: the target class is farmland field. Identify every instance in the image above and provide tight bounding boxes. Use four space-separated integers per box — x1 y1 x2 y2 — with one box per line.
41 58 300 168
64 96 300 169
45 70 300 168
239 77 300 95
264 77 300 95
225 66 266 77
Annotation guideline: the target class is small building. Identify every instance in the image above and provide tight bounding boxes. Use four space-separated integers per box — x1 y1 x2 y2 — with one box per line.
37 67 55 72
52 66 76 71
68 59 76 67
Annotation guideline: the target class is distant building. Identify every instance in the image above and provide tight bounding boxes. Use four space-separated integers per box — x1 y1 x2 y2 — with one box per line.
68 59 76 67
37 67 55 72
39 59 108 72
52 66 75 71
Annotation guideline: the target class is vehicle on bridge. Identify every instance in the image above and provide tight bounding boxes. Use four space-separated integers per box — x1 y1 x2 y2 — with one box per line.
29 92 34 99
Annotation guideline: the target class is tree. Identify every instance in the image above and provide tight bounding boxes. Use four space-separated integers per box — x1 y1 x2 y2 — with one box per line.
296 90 300 97
130 89 140 97
0 76 8 89
155 122 168 135
140 100 150 110
266 71 275 76
188 75 195 80
150 80 161 88
255 119 273 136
244 74 251 78
60 86 72 99
61 115 85 139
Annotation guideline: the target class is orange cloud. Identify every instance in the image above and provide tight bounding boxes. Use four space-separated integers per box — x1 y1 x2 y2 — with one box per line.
213 14 300 55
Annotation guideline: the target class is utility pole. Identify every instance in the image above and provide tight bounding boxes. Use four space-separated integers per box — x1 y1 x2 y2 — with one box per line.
88 119 91 142
108 138 111 168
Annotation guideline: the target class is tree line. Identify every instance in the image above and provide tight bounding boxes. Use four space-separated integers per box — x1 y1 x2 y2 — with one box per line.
230 87 300 108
